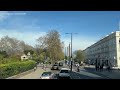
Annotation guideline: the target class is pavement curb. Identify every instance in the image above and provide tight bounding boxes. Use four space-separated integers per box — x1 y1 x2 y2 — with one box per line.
6 69 34 79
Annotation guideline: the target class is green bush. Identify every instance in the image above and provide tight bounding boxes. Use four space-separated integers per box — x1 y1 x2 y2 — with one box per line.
0 60 36 79
0 58 20 64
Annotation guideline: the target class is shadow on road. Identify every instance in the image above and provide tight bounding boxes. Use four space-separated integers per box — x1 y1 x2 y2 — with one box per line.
83 67 111 79
69 71 105 79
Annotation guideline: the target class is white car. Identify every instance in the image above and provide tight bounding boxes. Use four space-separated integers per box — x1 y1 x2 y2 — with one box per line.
75 62 79 67
58 68 71 79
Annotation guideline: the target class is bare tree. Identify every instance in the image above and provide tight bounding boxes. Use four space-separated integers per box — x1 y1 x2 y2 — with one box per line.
36 30 64 64
0 36 34 57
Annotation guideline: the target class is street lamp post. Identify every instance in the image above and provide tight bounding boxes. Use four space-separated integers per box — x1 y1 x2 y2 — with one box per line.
70 33 73 71
66 33 77 71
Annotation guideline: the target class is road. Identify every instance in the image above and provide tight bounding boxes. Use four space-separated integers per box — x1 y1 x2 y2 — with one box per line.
17 64 110 79
65 65 110 79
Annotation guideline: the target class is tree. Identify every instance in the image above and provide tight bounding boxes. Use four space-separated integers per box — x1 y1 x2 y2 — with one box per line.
0 51 8 58
36 30 64 64
0 36 34 57
24 50 34 55
73 50 85 64
46 30 64 63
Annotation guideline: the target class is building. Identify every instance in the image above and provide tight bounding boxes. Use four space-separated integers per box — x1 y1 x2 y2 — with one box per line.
83 31 120 67
21 54 28 61
21 52 32 61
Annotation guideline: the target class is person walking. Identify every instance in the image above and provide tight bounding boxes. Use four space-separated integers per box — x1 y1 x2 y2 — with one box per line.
95 59 98 71
42 63 44 69
99 60 103 72
77 64 80 72
97 61 100 72
95 62 97 71
108 62 112 72
34 64 37 72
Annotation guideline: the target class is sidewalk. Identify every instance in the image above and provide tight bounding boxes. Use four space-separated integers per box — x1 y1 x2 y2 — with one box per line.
18 66 50 79
84 65 120 79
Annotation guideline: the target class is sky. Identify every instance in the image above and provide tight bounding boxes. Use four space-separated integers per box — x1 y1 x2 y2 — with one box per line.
0 11 120 52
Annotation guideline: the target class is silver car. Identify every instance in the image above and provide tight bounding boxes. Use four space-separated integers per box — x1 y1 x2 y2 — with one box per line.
40 72 54 79
58 68 71 79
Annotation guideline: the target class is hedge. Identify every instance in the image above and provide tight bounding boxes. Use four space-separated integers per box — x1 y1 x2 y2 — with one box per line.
0 60 36 79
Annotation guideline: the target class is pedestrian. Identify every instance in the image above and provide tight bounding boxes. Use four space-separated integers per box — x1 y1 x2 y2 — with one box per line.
34 66 37 72
77 64 80 72
108 62 112 72
42 63 44 69
44 65 46 71
95 59 97 71
107 65 110 72
97 62 100 72
101 63 104 71
99 61 103 72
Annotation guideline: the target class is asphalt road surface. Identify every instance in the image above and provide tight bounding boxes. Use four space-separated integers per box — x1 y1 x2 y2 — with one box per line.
17 64 110 79
64 65 110 79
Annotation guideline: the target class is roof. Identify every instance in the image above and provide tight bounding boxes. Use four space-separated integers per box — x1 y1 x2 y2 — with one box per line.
60 68 70 70
59 73 70 77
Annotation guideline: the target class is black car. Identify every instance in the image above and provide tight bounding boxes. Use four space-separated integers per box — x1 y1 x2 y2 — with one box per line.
51 74 59 79
51 64 59 70
59 62 63 66
58 76 71 79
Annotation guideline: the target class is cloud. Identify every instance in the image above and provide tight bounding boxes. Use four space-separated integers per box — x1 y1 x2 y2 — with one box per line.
0 11 9 22
0 12 45 47
0 29 98 51
0 29 46 47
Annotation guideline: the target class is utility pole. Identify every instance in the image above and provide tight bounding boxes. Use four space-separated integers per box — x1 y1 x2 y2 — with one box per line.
119 21 120 31
69 43 71 67
67 46 69 60
66 33 77 71
71 33 73 71
65 47 66 60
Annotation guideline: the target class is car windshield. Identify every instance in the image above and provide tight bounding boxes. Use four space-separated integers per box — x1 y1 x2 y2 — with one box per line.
53 65 58 66
42 72 52 76
60 70 69 73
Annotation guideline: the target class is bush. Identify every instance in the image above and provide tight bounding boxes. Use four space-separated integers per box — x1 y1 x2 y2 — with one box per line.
0 58 20 64
0 60 36 79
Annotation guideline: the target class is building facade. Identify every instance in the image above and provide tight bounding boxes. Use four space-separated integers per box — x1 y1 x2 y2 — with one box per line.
84 31 120 67
21 52 32 61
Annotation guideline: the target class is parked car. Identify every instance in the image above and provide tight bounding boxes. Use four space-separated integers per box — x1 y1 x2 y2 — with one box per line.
58 68 71 79
51 64 59 70
40 72 54 79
